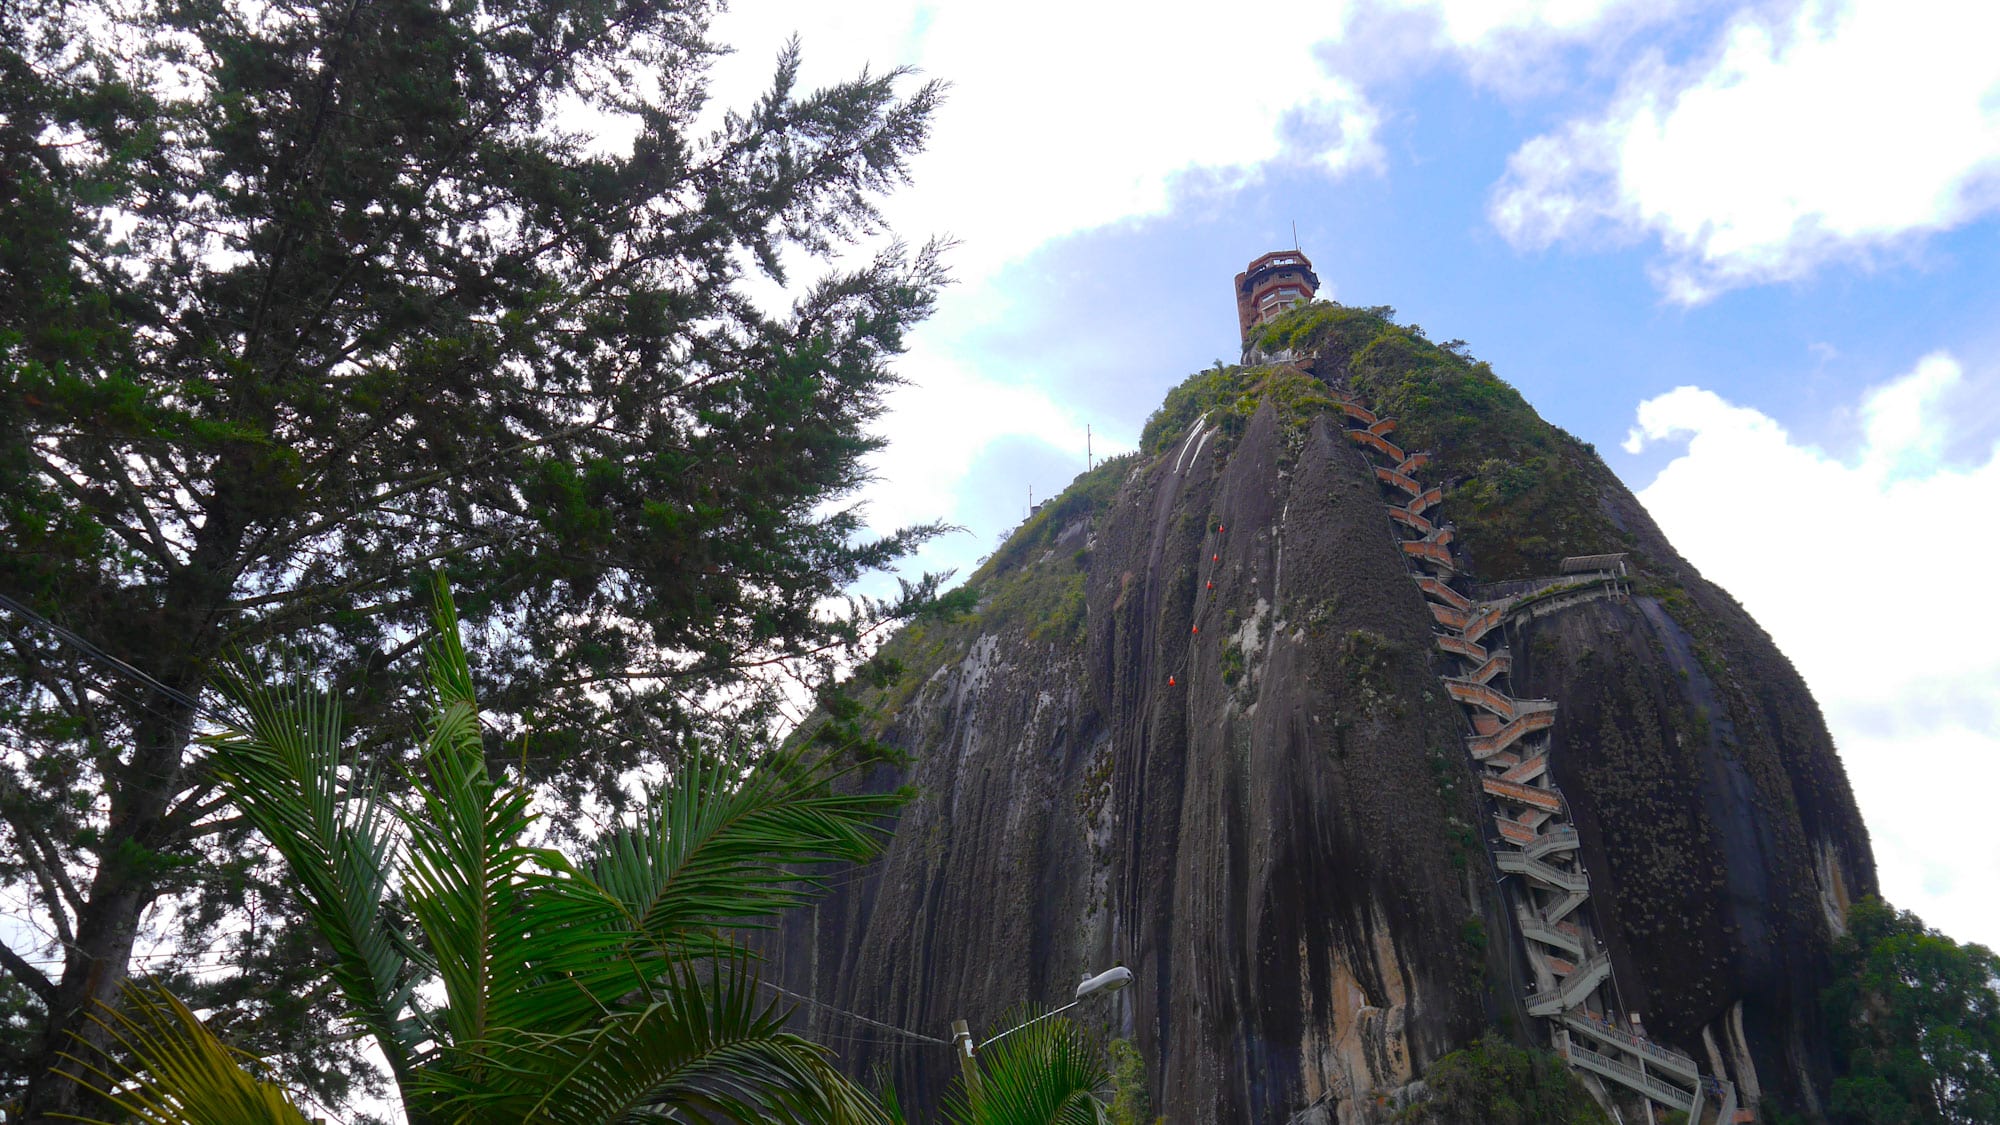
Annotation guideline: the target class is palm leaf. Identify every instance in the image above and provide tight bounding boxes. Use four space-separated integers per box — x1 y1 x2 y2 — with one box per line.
59 982 313 1125
202 662 423 1082
944 1016 1110 1125
423 957 892 1125
468 738 911 1038
185 576 911 1123
592 739 907 954
396 578 569 1061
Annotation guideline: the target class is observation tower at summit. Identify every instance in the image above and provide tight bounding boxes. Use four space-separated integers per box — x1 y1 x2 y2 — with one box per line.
1234 249 1320 348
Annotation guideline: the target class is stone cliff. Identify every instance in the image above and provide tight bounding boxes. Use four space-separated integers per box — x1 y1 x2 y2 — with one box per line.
764 303 1876 1123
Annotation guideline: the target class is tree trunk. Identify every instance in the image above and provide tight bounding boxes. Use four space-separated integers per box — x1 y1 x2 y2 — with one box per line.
21 484 243 1121
19 703 195 1122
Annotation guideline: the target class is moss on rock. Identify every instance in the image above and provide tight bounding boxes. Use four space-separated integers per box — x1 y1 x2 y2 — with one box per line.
1257 300 1623 579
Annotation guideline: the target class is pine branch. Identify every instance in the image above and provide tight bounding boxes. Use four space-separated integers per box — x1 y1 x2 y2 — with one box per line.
0 937 57 1006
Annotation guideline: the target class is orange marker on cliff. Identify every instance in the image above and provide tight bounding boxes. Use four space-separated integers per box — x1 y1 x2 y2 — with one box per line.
1168 675 1177 686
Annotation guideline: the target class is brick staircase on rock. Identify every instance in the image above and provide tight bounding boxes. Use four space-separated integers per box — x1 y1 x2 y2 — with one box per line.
1328 384 1748 1124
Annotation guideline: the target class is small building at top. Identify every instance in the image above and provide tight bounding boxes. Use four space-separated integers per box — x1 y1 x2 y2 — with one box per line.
1234 249 1320 349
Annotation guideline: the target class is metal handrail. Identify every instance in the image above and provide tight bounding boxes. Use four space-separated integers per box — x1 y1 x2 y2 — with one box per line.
1561 1013 1701 1079
1562 1039 1695 1111
1497 849 1589 892
1526 955 1610 1016
1522 827 1579 861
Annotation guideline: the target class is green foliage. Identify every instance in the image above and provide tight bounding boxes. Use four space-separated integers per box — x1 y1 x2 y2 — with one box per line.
942 1014 1112 1125
1825 897 2000 1125
1252 301 1623 579
71 579 905 1124
1138 364 1337 458
1139 363 1248 454
0 0 948 1110
861 456 1134 724
1219 641 1247 687
982 454 1137 579
1394 1034 1611 1125
1250 301 1387 355
978 571 1088 649
1105 1039 1152 1125
64 983 312 1125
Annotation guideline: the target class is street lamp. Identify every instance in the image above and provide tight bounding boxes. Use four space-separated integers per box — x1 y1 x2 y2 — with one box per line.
951 966 1133 1104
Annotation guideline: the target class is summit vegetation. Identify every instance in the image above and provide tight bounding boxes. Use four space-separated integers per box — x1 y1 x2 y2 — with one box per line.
1257 302 1616 579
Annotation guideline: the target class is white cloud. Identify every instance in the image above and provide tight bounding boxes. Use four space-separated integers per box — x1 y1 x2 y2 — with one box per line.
695 0 1668 563
709 0 1675 286
1627 354 2000 945
707 1 1385 285
862 341 1117 536
1491 0 2000 302
700 2 1394 562
1416 0 1678 48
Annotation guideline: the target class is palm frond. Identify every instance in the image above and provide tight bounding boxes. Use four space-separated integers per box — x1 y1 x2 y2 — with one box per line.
397 577 568 1058
203 661 423 1081
593 739 908 954
59 982 313 1125
944 1015 1111 1125
182 576 914 1124
423 958 893 1125
469 737 912 1038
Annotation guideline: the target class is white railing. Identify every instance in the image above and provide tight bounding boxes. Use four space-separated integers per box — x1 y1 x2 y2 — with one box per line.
1519 915 1585 957
1497 848 1589 893
1526 954 1611 1016
1522 827 1578 860
1561 1014 1701 1081
1561 1039 1695 1111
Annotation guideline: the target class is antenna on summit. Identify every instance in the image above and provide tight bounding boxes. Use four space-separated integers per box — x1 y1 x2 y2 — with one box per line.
1292 221 1299 251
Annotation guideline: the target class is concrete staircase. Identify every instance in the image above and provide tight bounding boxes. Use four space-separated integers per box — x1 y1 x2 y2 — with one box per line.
1329 384 1742 1122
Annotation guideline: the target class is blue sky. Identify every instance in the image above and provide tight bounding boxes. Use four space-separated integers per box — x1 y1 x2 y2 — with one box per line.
705 0 2000 948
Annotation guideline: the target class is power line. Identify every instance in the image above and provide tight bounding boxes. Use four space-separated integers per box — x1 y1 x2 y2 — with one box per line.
754 978 948 1047
0 590 234 726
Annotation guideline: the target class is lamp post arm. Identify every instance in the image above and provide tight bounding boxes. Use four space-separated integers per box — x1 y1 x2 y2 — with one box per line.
977 998 1084 1050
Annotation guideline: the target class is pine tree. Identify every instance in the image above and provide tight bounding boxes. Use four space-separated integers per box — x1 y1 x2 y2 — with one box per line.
0 0 945 1115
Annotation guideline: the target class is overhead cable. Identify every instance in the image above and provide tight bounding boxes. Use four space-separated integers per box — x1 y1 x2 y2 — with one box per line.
754 977 949 1046
0 590 233 725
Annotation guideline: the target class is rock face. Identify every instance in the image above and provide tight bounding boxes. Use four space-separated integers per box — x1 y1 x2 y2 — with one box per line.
763 305 1875 1123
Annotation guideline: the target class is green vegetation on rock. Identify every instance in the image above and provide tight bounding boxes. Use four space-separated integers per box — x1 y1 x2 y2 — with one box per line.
1392 1034 1611 1125
1255 301 1625 579
860 454 1135 722
1139 363 1338 458
984 454 1139 577
1107 1038 1156 1125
